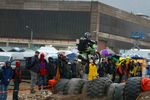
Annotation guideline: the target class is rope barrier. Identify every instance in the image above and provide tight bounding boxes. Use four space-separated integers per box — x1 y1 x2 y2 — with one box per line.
136 92 143 100
0 85 52 94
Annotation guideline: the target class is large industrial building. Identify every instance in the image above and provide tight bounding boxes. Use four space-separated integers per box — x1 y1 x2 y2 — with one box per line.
0 0 150 52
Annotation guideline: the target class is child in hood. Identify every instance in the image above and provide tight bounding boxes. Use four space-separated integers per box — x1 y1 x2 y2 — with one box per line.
0 61 13 100
88 59 99 80
13 61 22 100
38 53 47 90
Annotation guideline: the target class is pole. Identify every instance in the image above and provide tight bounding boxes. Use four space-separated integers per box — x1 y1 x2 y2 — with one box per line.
30 30 33 48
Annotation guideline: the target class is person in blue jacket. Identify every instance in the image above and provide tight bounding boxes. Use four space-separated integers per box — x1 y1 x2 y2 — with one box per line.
147 62 150 78
0 61 13 100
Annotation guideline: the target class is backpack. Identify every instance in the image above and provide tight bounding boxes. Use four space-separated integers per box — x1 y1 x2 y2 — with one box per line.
0 70 2 80
25 57 32 69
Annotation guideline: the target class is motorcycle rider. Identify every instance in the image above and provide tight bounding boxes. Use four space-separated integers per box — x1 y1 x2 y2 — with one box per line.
78 32 97 53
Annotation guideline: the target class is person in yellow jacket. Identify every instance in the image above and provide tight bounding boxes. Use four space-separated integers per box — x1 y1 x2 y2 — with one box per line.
88 60 99 80
130 62 138 77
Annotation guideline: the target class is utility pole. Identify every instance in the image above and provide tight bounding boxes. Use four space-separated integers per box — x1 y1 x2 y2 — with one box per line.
25 25 33 48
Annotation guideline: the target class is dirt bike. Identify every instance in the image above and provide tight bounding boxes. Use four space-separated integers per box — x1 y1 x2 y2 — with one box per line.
78 44 101 65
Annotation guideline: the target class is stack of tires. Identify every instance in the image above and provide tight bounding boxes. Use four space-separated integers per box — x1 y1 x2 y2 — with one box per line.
107 77 143 100
53 77 143 100
125 77 142 100
54 78 112 99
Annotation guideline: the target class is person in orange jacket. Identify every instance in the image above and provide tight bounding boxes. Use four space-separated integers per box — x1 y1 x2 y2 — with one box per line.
88 59 99 80
117 61 126 83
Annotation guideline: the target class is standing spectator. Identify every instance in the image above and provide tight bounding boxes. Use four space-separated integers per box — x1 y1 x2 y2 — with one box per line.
13 61 22 100
77 59 84 78
0 61 13 100
88 59 99 80
119 62 126 83
30 51 40 93
103 59 108 77
0 63 3 99
38 53 47 90
47 57 56 80
137 62 142 77
130 62 139 77
98 59 105 77
125 61 131 80
112 61 117 82
107 58 114 79
71 59 78 78
147 62 150 78
130 61 135 77
56 53 63 80
62 57 71 79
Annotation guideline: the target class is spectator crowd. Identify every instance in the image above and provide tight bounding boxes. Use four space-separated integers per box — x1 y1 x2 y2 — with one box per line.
0 51 145 100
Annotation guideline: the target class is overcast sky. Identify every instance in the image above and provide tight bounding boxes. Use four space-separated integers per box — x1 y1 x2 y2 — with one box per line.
99 0 150 16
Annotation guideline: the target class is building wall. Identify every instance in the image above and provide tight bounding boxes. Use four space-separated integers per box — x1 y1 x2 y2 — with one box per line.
0 9 90 40
99 13 150 42
0 1 150 49
98 2 150 28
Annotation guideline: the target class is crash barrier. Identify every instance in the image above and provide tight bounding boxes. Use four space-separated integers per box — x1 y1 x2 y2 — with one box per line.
135 78 150 100
48 79 57 93
0 79 57 94
141 78 150 91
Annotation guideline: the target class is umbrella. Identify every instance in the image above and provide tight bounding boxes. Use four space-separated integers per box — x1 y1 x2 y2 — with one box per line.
66 53 77 63
100 49 115 57
131 55 143 60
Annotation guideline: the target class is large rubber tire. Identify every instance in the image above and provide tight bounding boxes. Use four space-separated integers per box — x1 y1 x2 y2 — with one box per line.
63 78 86 95
82 77 112 99
125 77 142 100
107 83 118 100
54 79 69 94
114 83 125 100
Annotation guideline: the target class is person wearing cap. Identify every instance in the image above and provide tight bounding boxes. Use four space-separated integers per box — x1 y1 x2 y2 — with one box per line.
30 51 40 93
47 57 56 80
62 56 71 79
0 61 13 100
13 61 22 100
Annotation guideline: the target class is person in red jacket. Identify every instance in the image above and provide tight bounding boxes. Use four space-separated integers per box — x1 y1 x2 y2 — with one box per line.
13 61 22 100
38 53 47 90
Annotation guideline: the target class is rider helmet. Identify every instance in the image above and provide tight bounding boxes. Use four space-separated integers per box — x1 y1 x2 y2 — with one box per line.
84 32 91 39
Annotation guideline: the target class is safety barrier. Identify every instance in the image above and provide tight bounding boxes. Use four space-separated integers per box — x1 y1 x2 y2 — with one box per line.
136 92 143 100
0 85 52 94
0 79 57 94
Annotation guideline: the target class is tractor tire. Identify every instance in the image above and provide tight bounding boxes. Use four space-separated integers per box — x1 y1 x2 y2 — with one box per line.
114 83 125 100
107 83 118 100
82 77 112 99
54 79 69 94
125 77 142 100
63 78 86 95
82 80 95 100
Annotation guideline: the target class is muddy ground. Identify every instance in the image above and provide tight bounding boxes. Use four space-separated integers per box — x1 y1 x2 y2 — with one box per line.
138 91 150 100
7 81 108 100
8 81 31 100
7 81 150 100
